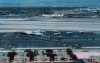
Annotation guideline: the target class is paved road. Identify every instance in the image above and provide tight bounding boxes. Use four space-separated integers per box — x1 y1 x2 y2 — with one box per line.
0 19 100 32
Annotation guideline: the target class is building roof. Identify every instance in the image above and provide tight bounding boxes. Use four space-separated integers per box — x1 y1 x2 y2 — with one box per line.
90 56 100 58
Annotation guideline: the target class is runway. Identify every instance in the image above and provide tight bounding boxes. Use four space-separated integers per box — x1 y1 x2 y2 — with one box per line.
0 18 100 32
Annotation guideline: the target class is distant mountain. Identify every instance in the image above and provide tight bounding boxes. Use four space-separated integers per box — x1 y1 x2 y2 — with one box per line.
0 0 100 7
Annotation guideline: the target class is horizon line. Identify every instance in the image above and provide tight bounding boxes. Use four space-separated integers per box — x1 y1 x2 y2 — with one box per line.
0 4 100 7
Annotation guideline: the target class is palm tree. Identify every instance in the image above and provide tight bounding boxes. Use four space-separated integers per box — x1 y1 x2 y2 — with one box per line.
70 54 78 60
26 51 34 61
33 50 39 56
66 48 73 55
25 49 39 61
66 48 78 60
41 50 46 55
7 51 17 63
46 49 57 61
24 49 32 52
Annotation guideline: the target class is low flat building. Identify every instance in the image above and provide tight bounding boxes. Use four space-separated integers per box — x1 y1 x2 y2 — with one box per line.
88 56 100 63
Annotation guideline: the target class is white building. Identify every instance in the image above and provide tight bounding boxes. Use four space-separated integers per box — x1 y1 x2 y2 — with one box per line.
34 56 50 61
80 7 100 12
34 54 74 62
14 56 30 63
88 56 100 63
42 14 64 18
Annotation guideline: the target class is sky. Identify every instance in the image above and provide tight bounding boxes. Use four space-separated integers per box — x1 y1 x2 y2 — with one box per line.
0 0 100 7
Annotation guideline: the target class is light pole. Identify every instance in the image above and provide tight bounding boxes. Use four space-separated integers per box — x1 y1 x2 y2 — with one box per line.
2 54 5 61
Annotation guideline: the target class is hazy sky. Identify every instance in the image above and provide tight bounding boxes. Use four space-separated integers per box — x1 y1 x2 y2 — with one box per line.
0 0 100 7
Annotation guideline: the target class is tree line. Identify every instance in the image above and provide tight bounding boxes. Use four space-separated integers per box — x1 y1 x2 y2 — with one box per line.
7 48 78 62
